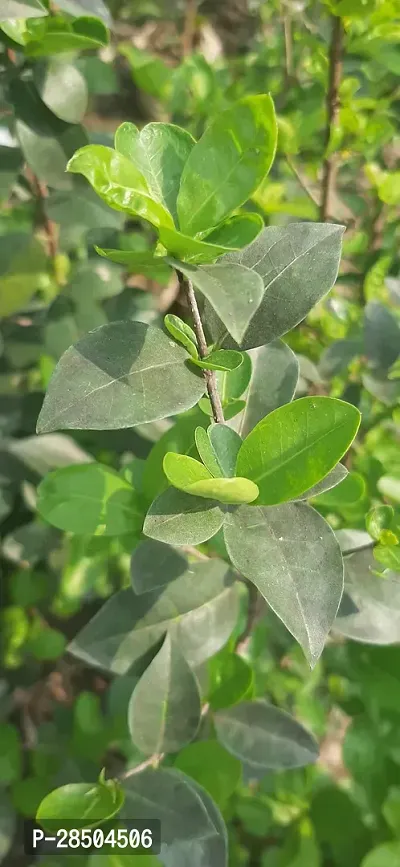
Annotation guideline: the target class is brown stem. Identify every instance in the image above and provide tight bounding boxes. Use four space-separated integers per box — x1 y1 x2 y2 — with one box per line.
25 167 59 274
320 15 343 222
182 0 197 57
235 582 263 654
177 271 225 424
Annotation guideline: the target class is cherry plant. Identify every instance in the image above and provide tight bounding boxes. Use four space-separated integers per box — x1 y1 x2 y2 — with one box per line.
34 97 361 862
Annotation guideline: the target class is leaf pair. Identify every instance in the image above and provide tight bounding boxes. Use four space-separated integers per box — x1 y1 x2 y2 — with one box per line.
164 313 244 372
163 425 259 506
68 96 277 261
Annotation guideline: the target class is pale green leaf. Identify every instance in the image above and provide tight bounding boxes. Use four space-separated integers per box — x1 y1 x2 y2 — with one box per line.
190 350 243 372
208 424 242 477
224 502 344 665
195 427 223 477
36 780 124 831
131 539 188 594
144 487 225 546
188 477 259 505
235 340 299 437
36 322 205 433
37 463 143 536
164 314 198 358
128 634 201 755
0 0 47 18
34 59 88 124
236 396 360 506
164 453 213 490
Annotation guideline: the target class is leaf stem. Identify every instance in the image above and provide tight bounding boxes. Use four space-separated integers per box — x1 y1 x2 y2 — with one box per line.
320 15 343 222
177 270 225 424
234 582 263 654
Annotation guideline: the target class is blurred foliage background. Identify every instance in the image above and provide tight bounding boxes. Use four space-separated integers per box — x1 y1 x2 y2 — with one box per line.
0 1 400 865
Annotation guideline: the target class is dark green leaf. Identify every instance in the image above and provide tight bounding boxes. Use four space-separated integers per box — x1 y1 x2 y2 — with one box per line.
217 352 252 403
0 724 21 785
128 634 201 755
171 261 264 345
214 223 344 349
0 793 16 864
177 96 277 235
67 145 174 229
131 539 188 594
236 397 360 506
364 301 400 371
37 322 205 433
143 487 225 545
159 226 239 264
161 774 228 867
235 340 299 437
214 700 319 769
69 559 239 671
208 652 253 710
115 121 195 224
195 427 223 477
335 549 400 644
37 463 143 535
224 502 344 665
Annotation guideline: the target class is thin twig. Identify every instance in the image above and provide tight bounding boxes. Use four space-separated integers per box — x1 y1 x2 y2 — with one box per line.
235 583 263 654
182 0 197 57
122 754 164 779
177 270 225 424
320 15 343 222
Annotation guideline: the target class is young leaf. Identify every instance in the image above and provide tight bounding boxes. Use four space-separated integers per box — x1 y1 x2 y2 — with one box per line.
159 226 243 264
208 425 242 478
208 652 253 711
188 477 259 505
128 634 201 755
115 121 195 224
214 700 319 769
190 350 243 372
161 773 229 867
203 213 264 250
37 463 143 536
95 246 171 282
195 427 223 477
70 560 238 671
131 539 188 594
223 502 344 665
67 145 174 229
163 453 213 491
36 780 124 831
236 396 361 505
144 487 225 545
36 322 205 433
164 314 198 359
212 223 345 349
217 352 253 403
236 340 299 437
141 409 207 504
177 95 277 235
172 261 264 345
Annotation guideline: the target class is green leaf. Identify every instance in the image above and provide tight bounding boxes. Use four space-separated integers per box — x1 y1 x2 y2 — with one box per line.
0 0 47 19
0 724 21 785
144 487 225 545
208 652 253 710
164 314 198 358
203 213 264 250
190 349 243 372
67 145 174 229
26 16 109 56
213 223 344 349
161 774 228 867
36 322 205 433
36 780 124 831
56 0 111 26
95 246 171 283
164 453 213 490
223 502 344 665
174 741 241 806
214 700 319 769
0 234 46 318
158 226 241 264
195 426 223 477
33 59 88 124
296 463 349 501
208 424 242 477
28 624 66 660
188 477 259 505
131 539 188 594
142 410 207 504
361 843 400 867
171 261 264 345
334 549 400 644
236 340 299 437
236 396 361 506
0 793 16 864
217 352 252 403
312 472 365 508
177 95 277 235
115 121 195 224
121 768 216 847
37 463 142 536
128 634 201 755
364 302 400 371
366 505 395 541
69 559 239 671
